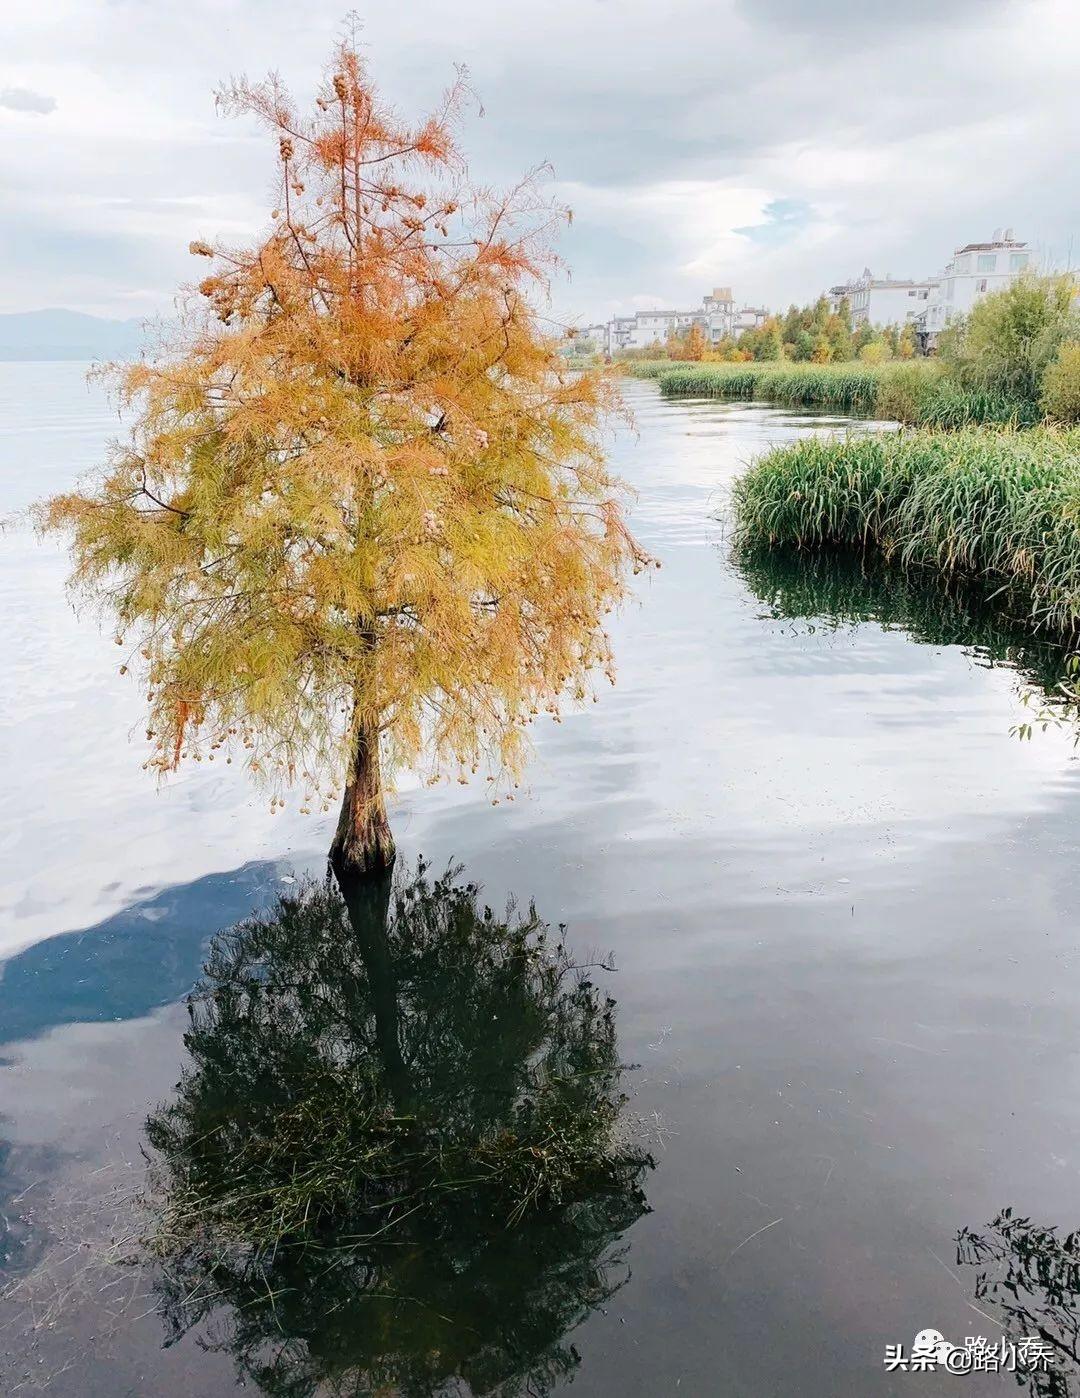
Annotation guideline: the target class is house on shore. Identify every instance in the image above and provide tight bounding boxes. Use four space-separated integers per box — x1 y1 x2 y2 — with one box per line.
827 271 932 329
915 229 1032 349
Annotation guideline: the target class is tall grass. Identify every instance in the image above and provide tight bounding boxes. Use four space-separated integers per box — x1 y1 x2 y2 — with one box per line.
732 427 1080 636
619 358 699 379
660 362 888 412
657 360 1040 426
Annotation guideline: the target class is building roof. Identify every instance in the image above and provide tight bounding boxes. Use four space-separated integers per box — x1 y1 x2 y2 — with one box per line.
955 241 1026 253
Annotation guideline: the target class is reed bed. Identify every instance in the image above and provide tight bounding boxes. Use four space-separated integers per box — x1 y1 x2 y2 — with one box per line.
732 427 1080 635
662 363 891 412
658 362 895 411
618 359 699 379
657 361 1039 426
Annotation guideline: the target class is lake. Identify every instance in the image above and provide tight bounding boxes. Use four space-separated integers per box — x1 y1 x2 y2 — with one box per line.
3 366 1080 1395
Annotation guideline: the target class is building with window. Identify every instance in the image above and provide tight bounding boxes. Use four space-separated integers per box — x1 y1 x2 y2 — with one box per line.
827 270 932 328
733 305 768 337
596 287 765 355
916 229 1031 346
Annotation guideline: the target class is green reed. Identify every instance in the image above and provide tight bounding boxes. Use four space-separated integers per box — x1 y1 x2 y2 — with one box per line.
732 427 1080 635
656 360 1040 426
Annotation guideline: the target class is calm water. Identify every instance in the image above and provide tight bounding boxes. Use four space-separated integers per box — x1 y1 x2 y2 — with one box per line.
3 366 1080 1395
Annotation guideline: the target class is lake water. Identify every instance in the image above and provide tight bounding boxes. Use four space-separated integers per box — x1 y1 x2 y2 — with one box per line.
3 366 1080 1395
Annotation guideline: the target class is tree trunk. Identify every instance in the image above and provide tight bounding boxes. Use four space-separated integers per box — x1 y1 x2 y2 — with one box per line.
329 714 396 880
334 866 412 1110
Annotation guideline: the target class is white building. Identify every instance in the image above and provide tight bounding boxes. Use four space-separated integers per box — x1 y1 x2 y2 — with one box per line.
600 288 766 355
917 229 1032 344
565 324 608 355
828 270 932 329
733 306 768 337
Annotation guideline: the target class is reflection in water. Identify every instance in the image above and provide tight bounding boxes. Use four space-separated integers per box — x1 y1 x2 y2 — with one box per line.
957 1210 1080 1395
143 863 652 1397
734 544 1076 709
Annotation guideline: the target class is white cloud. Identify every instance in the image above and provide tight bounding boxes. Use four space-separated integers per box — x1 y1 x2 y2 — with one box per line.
0 0 1076 320
0 86 56 115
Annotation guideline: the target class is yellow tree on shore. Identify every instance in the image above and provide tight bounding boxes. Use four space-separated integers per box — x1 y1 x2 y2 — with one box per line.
40 40 652 879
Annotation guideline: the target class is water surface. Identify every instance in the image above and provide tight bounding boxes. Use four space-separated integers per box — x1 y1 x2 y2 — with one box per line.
3 370 1080 1395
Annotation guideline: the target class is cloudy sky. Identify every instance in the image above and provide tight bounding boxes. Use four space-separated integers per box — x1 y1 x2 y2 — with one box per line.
2 0 1078 327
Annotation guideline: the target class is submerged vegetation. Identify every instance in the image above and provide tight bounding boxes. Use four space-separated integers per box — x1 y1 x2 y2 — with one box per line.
141 862 651 1395
731 427 1080 638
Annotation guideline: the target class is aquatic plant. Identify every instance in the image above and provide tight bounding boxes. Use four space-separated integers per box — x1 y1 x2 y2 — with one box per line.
731 427 1080 636
656 360 1042 427
916 384 1041 428
618 358 699 378
657 361 914 414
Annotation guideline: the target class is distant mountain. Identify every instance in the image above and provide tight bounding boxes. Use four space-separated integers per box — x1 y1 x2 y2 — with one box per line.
0 309 148 361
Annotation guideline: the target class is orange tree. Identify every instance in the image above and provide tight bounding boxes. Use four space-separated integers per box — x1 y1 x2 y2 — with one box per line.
40 40 652 879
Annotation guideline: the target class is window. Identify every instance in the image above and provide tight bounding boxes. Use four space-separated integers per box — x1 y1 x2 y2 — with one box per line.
1010 252 1029 271
977 279 988 292
977 254 996 272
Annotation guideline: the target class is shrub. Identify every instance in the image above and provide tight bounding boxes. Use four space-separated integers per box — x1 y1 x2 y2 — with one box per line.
1041 341 1080 424
940 273 1080 403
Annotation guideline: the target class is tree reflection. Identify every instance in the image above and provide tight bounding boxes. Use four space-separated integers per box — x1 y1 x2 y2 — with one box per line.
734 544 1076 705
957 1209 1080 1395
143 862 652 1397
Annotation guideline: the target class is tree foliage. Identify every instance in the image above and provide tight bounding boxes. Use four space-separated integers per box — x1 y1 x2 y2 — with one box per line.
38 39 650 826
1041 342 1080 424
940 272 1080 403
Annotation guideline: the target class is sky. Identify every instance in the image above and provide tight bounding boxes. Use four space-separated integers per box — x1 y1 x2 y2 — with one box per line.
2 0 1078 328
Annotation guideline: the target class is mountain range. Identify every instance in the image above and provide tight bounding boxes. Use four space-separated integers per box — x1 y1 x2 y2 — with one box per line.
0 309 149 361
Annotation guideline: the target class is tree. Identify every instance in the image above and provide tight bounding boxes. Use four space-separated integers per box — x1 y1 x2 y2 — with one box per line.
750 318 784 361
810 333 832 363
38 39 651 880
941 272 1080 402
683 323 708 360
791 330 814 362
1041 341 1080 423
825 313 853 362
